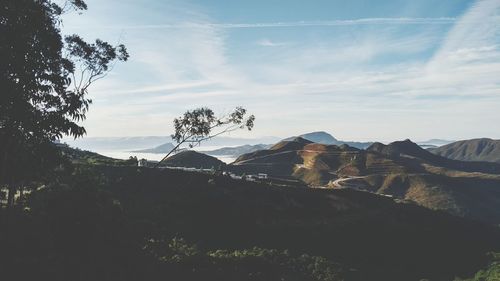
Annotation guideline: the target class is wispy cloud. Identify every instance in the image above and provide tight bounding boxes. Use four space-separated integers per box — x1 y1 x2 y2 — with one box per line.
68 17 457 30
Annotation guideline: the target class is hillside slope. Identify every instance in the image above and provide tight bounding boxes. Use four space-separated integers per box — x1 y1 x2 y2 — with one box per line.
95 166 500 281
4 161 500 280
231 139 500 225
429 138 500 163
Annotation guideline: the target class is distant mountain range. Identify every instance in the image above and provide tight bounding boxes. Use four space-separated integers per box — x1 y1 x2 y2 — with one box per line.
63 136 280 152
131 142 175 154
62 133 457 154
200 144 271 156
429 138 500 163
230 137 500 225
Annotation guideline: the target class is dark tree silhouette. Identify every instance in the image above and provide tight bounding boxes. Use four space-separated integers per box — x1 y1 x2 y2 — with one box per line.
0 0 128 206
155 107 255 167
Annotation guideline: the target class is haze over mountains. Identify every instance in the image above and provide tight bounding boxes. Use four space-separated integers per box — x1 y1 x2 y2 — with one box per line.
200 144 272 156
63 135 281 153
132 142 175 154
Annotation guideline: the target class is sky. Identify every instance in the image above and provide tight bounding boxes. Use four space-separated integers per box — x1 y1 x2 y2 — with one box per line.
63 0 500 142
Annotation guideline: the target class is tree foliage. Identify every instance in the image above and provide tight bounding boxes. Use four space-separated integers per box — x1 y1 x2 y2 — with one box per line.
0 0 127 198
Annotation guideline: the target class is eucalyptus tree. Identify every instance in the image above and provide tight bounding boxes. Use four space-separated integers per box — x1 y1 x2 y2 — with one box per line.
155 107 255 167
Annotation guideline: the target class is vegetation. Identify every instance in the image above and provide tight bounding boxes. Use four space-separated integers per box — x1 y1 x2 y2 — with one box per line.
144 238 358 281
456 253 500 281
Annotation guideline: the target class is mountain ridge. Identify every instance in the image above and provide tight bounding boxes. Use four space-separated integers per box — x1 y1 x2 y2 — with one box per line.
429 138 500 163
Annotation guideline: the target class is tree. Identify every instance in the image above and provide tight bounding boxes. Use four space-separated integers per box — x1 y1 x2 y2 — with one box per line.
0 0 128 206
155 107 255 167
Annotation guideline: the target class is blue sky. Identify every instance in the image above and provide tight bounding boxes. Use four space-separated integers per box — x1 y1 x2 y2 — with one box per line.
63 0 500 142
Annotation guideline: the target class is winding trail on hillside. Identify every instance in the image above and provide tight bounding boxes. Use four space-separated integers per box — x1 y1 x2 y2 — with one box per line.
329 176 366 188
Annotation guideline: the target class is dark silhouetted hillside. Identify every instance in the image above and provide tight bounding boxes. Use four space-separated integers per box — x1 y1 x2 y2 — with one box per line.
161 150 226 169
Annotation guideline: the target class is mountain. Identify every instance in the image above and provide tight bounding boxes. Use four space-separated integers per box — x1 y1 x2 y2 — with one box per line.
131 142 175 154
429 138 500 163
284 131 372 149
231 138 500 225
160 150 226 169
200 144 272 157
285 131 338 144
231 137 313 177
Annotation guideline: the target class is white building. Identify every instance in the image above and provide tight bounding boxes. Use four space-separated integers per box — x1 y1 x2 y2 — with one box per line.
138 159 148 167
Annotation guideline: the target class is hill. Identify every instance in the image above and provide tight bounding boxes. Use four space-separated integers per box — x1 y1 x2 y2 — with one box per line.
429 138 500 163
231 139 500 225
131 142 175 154
160 150 226 169
284 131 373 149
367 139 500 174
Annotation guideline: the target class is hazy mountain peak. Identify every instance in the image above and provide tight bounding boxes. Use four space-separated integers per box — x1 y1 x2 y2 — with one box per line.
299 131 338 143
